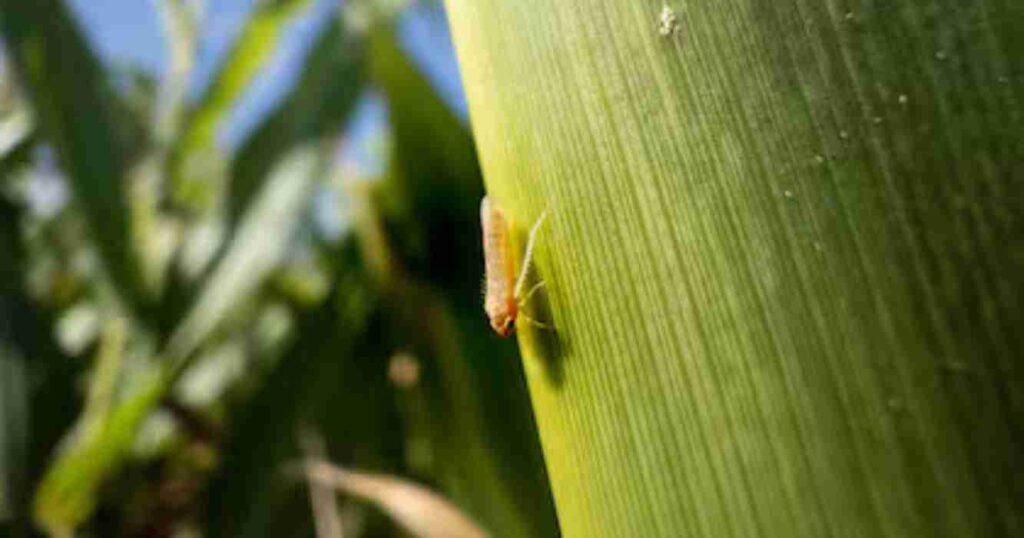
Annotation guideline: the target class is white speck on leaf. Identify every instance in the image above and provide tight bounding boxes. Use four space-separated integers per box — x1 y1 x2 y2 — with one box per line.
898 94 908 105
658 5 679 37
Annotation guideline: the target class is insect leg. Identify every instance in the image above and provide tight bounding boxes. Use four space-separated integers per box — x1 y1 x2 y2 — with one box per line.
517 312 551 330
513 205 549 299
519 280 546 306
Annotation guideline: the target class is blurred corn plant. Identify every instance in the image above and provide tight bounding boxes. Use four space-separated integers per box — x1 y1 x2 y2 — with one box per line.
0 0 557 536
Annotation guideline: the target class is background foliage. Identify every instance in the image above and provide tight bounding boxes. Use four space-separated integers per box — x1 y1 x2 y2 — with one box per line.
0 0 557 536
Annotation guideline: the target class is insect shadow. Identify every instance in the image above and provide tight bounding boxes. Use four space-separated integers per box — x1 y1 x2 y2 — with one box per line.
519 264 568 388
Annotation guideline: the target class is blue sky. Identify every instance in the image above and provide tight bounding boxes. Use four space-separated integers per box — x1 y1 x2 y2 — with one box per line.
65 0 467 149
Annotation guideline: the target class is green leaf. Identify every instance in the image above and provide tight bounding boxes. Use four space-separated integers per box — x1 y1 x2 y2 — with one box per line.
30 318 138 534
0 0 150 307
167 16 366 366
368 24 482 295
0 199 80 533
227 18 366 228
445 0 1024 535
0 297 81 534
202 241 381 537
19 14 367 533
370 24 481 213
165 144 325 366
32 371 166 535
169 0 312 209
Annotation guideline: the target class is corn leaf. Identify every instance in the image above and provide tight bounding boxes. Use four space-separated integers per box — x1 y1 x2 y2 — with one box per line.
26 15 368 533
0 0 150 308
227 18 366 227
202 241 381 537
445 0 1024 535
0 198 81 533
168 17 365 367
32 371 166 534
169 0 311 209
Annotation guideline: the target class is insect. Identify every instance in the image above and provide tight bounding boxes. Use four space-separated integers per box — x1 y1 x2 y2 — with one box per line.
480 196 548 337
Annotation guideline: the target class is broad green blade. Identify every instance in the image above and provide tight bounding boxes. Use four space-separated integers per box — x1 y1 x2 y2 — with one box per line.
201 242 380 537
0 0 150 308
32 371 166 535
31 318 138 535
165 144 323 365
444 0 1024 536
227 18 366 227
371 25 480 217
0 198 81 533
0 292 80 534
169 16 366 367
169 0 311 210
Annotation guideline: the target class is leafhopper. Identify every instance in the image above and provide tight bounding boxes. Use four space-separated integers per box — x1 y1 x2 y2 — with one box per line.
480 196 548 337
